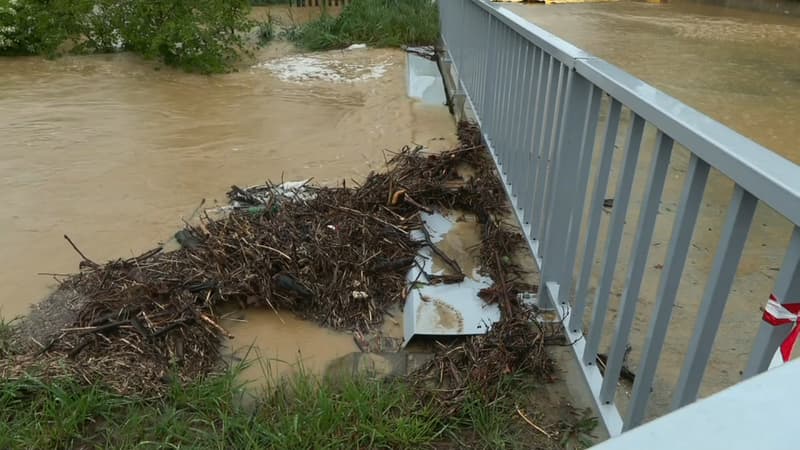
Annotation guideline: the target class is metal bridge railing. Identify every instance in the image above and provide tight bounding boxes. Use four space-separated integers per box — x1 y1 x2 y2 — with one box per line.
438 0 800 437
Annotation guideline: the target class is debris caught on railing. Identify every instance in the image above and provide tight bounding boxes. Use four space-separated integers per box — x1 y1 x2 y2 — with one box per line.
596 344 636 384
409 306 561 416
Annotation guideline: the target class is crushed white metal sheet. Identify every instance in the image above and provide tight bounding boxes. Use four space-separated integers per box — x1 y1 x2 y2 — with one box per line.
403 212 500 345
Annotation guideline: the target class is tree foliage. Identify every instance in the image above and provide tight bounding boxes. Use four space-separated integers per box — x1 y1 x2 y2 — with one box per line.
0 0 260 73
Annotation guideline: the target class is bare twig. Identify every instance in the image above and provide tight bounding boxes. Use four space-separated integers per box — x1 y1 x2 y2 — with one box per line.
516 405 552 439
200 313 233 339
63 234 99 268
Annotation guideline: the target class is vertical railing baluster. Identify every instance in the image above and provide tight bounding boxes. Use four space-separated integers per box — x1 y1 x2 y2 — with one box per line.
671 185 757 409
569 99 622 332
541 71 594 304
530 57 559 243
509 43 533 192
466 7 478 96
472 8 482 105
744 226 800 378
494 27 512 152
522 49 548 226
485 20 504 140
468 6 478 110
502 29 522 171
539 64 568 252
457 0 466 69
513 46 540 203
480 13 497 125
478 8 490 112
500 33 518 171
491 27 509 161
459 5 470 94
500 34 523 173
559 86 602 293
480 7 490 111
583 113 646 365
626 154 710 430
599 131 674 403
482 15 504 139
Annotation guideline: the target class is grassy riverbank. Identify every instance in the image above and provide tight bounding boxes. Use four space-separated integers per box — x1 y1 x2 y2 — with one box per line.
0 317 591 449
0 365 586 449
289 0 439 50
0 317 593 449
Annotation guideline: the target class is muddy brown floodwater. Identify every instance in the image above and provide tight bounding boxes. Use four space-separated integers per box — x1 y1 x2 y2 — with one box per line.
0 9 456 377
221 310 359 383
506 1 800 420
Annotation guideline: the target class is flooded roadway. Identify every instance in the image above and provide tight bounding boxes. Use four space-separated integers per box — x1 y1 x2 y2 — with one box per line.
0 8 456 377
506 0 800 420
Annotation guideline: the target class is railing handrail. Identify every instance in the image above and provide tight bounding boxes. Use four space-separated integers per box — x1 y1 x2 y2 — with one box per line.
482 3 591 64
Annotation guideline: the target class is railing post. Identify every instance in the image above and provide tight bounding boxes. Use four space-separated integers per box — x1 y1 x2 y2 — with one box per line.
540 69 592 305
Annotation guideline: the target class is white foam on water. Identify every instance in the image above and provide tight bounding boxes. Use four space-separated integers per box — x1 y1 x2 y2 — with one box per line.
254 54 391 84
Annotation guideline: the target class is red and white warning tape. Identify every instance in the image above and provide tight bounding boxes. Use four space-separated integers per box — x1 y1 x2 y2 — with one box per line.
762 293 800 364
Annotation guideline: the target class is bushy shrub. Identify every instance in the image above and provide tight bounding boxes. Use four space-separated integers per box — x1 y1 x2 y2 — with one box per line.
0 0 264 73
290 0 439 51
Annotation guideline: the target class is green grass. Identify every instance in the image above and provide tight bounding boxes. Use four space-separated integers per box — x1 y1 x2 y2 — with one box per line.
259 373 447 448
0 364 565 449
288 0 440 51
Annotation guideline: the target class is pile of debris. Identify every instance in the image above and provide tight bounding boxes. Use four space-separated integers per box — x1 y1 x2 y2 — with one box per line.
410 308 561 416
1 122 556 395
